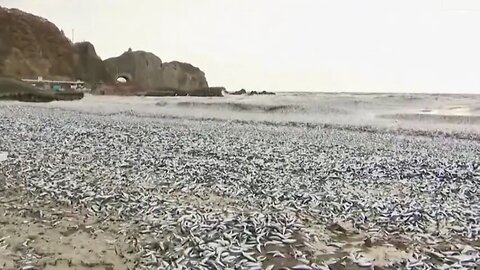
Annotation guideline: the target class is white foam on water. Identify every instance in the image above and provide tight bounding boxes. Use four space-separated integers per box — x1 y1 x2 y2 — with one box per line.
9 92 480 135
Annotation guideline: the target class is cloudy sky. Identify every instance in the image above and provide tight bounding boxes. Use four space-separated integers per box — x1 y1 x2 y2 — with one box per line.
1 0 479 93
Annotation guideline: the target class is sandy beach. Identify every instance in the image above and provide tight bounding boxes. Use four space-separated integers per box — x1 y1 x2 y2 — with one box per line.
1 93 479 269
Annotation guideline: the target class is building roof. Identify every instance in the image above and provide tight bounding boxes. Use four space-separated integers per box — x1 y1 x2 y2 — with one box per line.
21 78 85 84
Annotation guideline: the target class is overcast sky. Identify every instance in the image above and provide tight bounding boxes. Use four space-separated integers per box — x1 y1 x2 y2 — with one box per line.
1 0 479 93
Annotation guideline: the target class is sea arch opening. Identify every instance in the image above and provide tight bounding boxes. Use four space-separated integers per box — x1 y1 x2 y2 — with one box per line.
116 73 132 83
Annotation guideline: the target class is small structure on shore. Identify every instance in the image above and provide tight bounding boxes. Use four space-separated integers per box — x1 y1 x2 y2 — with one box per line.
21 76 87 92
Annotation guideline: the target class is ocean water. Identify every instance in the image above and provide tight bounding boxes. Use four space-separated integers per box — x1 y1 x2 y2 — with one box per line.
6 92 480 136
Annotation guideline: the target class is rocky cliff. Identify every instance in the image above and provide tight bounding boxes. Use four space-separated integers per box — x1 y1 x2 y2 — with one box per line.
73 42 113 87
157 61 208 91
0 6 211 94
104 49 209 91
104 49 164 91
0 7 75 80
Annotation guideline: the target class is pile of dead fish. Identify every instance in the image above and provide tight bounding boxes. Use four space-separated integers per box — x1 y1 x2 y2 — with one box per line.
0 105 479 269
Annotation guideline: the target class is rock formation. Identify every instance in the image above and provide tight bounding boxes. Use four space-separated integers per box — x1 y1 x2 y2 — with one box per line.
249 90 275 95
230 89 247 95
104 49 209 92
0 6 213 95
228 89 275 95
73 42 113 88
157 61 208 91
104 49 163 91
0 7 75 80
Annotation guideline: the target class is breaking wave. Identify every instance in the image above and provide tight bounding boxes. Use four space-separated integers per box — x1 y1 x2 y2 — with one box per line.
4 92 479 141
156 101 351 115
378 114 480 124
167 102 305 113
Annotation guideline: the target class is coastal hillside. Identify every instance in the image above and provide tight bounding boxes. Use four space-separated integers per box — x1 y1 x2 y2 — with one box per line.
0 7 75 80
0 6 210 94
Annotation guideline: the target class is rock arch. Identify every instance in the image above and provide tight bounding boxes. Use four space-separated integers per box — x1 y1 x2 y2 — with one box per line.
116 73 132 83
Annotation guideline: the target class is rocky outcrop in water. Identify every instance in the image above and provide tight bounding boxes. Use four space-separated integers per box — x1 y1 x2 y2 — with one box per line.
104 49 163 91
230 89 247 95
228 89 275 95
104 49 209 92
249 90 275 95
157 61 209 92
